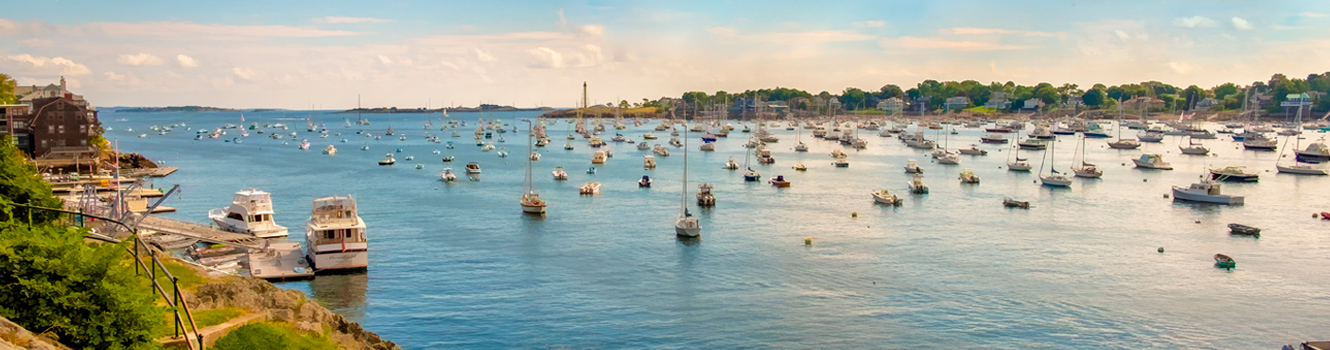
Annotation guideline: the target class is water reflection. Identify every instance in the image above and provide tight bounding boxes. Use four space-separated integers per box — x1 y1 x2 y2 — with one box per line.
308 272 369 321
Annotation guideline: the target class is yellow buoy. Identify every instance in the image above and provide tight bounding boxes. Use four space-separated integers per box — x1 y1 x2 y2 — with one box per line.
804 237 814 245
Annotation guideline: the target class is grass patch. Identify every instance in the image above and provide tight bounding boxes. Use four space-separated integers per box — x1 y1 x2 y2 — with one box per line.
148 258 205 291
963 106 998 113
212 322 338 350
153 307 245 339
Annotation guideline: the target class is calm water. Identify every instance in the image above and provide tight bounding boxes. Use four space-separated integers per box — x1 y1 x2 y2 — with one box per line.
104 110 1330 349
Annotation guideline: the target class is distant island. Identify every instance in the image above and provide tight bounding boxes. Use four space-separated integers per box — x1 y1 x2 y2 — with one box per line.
248 108 287 113
335 104 554 114
111 106 241 113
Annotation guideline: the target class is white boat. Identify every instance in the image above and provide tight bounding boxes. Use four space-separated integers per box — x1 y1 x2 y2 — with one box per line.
1276 108 1329 175
440 168 457 182
378 154 395 166
958 144 987 156
907 173 929 194
980 133 1008 144
1039 139 1072 187
644 155 657 169
872 189 903 206
520 121 547 214
552 166 568 180
323 145 337 156
1070 137 1101 178
937 152 960 165
723 157 739 170
207 188 290 238
579 182 601 195
653 145 670 157
1295 138 1330 162
1276 163 1329 175
465 162 482 174
591 150 607 164
1007 143 1032 172
1138 130 1165 142
903 159 923 173
700 142 715 152
958 169 981 184
1133 154 1173 170
1172 180 1243 205
305 195 369 271
1179 137 1209 155
675 126 701 237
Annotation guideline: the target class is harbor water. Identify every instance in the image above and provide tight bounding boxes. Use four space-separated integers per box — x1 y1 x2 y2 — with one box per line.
105 111 1330 349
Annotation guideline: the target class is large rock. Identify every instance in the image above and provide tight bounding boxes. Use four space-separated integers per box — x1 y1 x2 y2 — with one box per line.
0 316 71 350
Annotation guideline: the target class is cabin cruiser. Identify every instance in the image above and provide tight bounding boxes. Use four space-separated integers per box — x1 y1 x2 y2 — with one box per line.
1242 133 1277 151
579 182 601 195
723 157 740 170
1172 179 1243 205
378 154 396 166
305 195 369 271
644 155 657 169
903 160 923 173
871 189 903 206
1133 154 1173 170
980 133 1008 144
958 144 987 155
552 166 568 180
907 173 929 194
1296 138 1330 162
208 188 290 238
1209 166 1259 182
592 150 607 164
1137 130 1165 142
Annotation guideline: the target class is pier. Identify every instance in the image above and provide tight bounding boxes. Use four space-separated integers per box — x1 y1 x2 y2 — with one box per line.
136 216 265 250
246 242 315 280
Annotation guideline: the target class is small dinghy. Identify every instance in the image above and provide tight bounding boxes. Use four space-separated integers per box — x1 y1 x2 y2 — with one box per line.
769 175 790 188
1227 223 1260 237
639 175 652 188
1214 254 1235 268
1002 199 1030 209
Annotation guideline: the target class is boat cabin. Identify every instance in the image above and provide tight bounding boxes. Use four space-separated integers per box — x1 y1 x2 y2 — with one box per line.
307 195 367 250
1190 182 1224 196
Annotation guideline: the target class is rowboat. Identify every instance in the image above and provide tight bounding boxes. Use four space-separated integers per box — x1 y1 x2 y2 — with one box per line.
1228 223 1260 237
1002 199 1030 209
1214 254 1235 268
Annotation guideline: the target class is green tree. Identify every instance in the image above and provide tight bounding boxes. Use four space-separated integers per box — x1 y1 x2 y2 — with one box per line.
840 87 867 110
1082 89 1105 107
877 84 904 99
1183 85 1204 111
1 137 64 224
0 73 15 104
681 91 707 105
1212 83 1239 101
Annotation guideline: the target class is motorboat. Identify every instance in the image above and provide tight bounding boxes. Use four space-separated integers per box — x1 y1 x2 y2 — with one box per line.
440 168 457 182
958 169 981 184
592 150 607 164
958 145 988 156
1107 138 1140 149
639 175 652 188
323 145 337 156
907 173 929 194
697 183 716 207
1138 130 1165 142
1133 154 1173 170
481 143 495 152
305 195 369 271
642 132 658 140
208 188 289 238
769 175 790 188
1017 139 1047 150
723 157 740 170
792 163 807 171
1242 133 1277 151
378 154 396 166
653 145 670 157
903 160 923 173
833 157 849 168
1276 163 1329 175
669 138 683 147
442 156 455 162
872 189 903 206
465 162 482 174
586 166 596 174
1296 138 1330 162
938 152 961 165
700 142 715 152
756 148 775 164
978 134 1005 145
579 182 601 195
1228 223 1260 237
831 149 847 158
1172 179 1244 205
530 151 541 161
1002 199 1030 209
637 142 650 151
497 148 509 158
1214 254 1235 268
1209 166 1259 182
644 155 657 169
565 142 575 151
552 166 569 180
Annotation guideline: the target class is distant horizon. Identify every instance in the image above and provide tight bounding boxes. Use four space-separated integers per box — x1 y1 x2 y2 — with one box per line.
4 1 1327 109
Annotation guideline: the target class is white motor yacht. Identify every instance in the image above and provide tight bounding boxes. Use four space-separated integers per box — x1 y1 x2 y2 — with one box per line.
305 195 369 271
1172 180 1243 205
208 188 290 238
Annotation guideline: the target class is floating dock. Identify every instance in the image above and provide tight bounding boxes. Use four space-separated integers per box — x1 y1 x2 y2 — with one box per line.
136 216 265 250
247 241 315 281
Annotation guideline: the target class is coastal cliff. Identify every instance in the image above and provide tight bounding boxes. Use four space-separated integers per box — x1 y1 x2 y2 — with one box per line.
0 316 70 350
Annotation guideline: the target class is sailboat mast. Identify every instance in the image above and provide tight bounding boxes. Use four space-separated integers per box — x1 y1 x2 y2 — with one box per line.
682 108 689 216
525 120 534 194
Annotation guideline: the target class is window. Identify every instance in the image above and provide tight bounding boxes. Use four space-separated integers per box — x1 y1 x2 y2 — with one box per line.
56 139 65 147
80 139 86 146
58 125 64 134
323 231 336 240
48 125 55 133
40 140 47 147
79 125 86 134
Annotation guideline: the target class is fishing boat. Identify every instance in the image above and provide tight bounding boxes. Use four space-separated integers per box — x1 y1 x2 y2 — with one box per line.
323 145 337 156
440 168 457 182
980 133 1009 144
1133 154 1173 170
579 182 601 195
1017 139 1047 150
1172 178 1244 205
1214 254 1235 268
644 155 657 169
769 175 790 188
465 162 481 174
207 188 290 238
1228 223 1260 237
1209 166 1259 182
639 175 652 188
958 144 988 156
1002 199 1030 209
872 189 903 206
724 157 740 170
378 154 396 166
697 183 716 207
793 163 807 171
833 157 849 168
903 159 922 173
958 169 980 184
907 173 929 194
591 150 607 164
305 195 369 271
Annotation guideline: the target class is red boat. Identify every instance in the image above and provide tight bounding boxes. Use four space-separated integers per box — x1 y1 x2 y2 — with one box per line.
985 127 1013 133
1322 212 1330 220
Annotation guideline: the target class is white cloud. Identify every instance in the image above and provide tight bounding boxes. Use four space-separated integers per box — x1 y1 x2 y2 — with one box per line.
558 9 567 26
949 27 1057 37
20 38 52 48
1114 30 1131 40
474 48 496 63
3 54 91 76
0 19 53 36
316 16 391 24
1168 61 1192 74
879 37 1034 51
104 71 126 82
575 25 604 37
177 54 199 68
990 61 997 72
117 53 164 66
1172 16 1217 28
86 21 359 40
1231 17 1253 30
852 20 885 29
232 67 257 80
528 47 564 68
377 55 394 65
1300 12 1326 18
1273 25 1306 31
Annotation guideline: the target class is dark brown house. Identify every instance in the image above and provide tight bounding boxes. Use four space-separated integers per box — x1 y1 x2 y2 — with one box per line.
12 94 100 159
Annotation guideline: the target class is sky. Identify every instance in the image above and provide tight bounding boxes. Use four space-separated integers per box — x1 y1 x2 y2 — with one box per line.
2 0 1328 109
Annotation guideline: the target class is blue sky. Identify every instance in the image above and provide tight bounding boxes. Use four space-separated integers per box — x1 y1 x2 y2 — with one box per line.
2 1 1327 108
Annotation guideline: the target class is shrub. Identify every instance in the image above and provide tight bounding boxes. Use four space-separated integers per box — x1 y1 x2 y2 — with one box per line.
212 322 337 350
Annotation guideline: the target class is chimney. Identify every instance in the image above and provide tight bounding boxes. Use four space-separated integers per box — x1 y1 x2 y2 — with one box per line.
60 76 66 92
64 93 73 100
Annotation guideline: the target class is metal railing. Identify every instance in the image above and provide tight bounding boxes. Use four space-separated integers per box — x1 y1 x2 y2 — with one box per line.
2 200 206 350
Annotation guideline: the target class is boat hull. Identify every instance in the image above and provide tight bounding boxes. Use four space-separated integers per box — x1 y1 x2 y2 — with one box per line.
1172 186 1244 205
521 204 547 214
1277 165 1329 175
307 249 369 272
1132 160 1172 170
1296 152 1330 163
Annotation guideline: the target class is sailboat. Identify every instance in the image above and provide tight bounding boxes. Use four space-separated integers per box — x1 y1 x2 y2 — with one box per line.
519 121 547 214
1071 135 1103 178
1038 138 1073 187
675 123 702 237
1107 98 1141 149
1276 104 1329 175
742 129 760 181
1007 142 1032 172
794 125 809 152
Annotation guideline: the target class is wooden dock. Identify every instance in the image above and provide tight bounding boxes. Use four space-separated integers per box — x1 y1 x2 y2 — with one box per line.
136 216 265 250
122 166 178 178
247 242 315 281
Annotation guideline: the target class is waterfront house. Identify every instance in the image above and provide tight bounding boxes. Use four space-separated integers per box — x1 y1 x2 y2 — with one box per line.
1125 96 1165 111
878 97 905 113
1193 97 1219 111
1021 99 1045 111
11 95 101 160
984 93 1011 109
945 96 969 110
